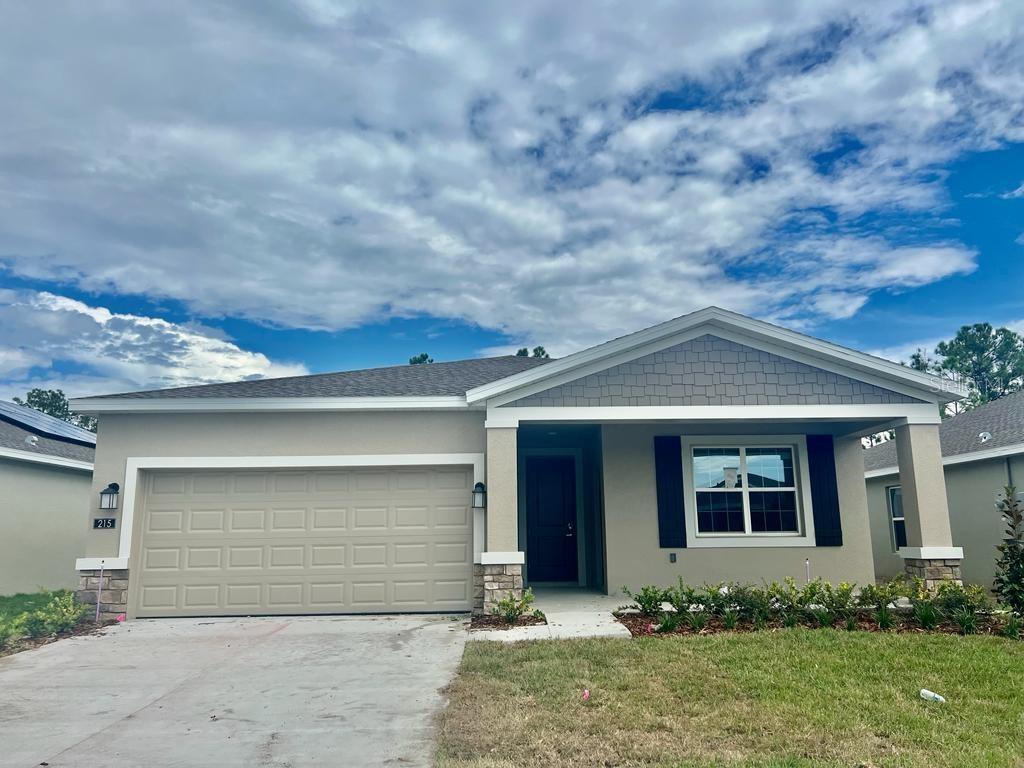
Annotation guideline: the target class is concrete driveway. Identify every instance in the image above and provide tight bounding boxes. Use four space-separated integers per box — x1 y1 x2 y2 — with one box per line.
0 614 468 767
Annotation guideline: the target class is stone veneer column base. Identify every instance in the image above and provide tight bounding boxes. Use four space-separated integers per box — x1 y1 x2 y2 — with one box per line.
473 563 524 615
903 558 963 590
76 569 129 621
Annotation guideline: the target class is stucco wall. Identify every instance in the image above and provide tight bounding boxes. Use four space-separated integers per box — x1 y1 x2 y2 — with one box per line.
84 411 486 558
601 424 876 594
1 458 90 593
509 335 921 407
867 455 1023 588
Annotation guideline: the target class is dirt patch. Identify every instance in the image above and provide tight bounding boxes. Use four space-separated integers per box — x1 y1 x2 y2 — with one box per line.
0 620 116 659
469 613 547 631
613 611 1009 638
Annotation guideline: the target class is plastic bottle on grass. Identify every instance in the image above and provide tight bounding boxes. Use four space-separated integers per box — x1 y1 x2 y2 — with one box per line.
920 689 946 703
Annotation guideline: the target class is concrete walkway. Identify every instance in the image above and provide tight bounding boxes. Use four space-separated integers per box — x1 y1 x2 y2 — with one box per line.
0 614 467 768
472 588 631 642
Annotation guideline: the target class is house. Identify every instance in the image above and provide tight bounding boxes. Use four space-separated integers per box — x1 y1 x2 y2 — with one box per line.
70 307 966 619
865 390 1024 589
0 401 95 594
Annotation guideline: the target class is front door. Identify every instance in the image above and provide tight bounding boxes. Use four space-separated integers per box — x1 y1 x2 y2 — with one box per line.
525 455 578 582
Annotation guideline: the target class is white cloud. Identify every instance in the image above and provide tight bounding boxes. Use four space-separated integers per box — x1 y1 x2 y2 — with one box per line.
1002 183 1024 199
0 290 307 399
0 0 1020 359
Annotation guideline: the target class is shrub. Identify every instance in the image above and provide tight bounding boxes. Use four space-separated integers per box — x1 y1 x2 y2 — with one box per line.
952 606 978 635
0 621 13 649
857 580 905 612
622 585 667 617
685 611 709 631
875 606 895 630
491 588 535 624
934 581 990 617
810 607 834 628
1001 613 1021 640
994 485 1024 616
20 612 51 638
654 611 680 633
767 577 804 619
844 613 858 632
912 600 939 630
664 579 699 615
698 582 730 616
824 581 858 624
728 583 771 624
722 610 739 630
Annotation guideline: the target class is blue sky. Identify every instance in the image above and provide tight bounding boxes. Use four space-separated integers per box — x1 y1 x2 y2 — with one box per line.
0 2 1022 398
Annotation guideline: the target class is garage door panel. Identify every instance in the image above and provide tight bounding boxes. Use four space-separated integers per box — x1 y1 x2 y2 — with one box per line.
135 466 474 617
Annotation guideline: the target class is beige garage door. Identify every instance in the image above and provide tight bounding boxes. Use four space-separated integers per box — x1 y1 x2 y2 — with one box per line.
132 465 474 618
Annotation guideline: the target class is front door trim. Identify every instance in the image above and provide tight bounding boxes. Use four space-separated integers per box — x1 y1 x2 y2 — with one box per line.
518 447 586 586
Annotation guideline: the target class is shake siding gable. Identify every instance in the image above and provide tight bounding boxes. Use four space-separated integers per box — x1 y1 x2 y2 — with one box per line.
505 335 920 407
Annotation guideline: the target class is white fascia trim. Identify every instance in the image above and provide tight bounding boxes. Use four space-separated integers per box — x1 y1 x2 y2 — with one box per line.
0 447 93 472
75 557 129 570
486 403 942 428
899 547 964 560
864 441 1024 479
466 307 965 405
114 453 486 566
480 551 525 565
70 395 471 415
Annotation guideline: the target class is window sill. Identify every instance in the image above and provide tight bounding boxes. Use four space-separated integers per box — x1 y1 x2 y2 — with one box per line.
686 535 816 549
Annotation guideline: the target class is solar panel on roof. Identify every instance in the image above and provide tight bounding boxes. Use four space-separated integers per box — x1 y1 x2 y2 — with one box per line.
0 401 97 444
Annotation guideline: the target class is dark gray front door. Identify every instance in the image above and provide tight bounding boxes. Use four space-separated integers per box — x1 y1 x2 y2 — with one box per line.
525 455 577 582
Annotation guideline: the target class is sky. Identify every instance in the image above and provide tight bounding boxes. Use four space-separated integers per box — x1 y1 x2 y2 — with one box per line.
1 1 1023 400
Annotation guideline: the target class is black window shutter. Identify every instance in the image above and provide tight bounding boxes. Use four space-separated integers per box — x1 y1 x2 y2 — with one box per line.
806 434 843 547
654 436 686 548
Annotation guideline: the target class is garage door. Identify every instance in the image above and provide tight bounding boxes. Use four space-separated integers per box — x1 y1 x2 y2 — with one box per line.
132 466 475 617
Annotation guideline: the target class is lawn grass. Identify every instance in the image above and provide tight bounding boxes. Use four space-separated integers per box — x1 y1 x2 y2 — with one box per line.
0 591 62 623
438 630 1024 767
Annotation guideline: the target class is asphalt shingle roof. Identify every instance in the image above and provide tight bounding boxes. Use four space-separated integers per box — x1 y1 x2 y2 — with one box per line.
864 390 1024 472
89 355 554 399
0 402 95 464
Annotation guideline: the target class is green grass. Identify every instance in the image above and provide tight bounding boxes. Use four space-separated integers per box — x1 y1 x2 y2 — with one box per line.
0 591 64 623
438 630 1024 767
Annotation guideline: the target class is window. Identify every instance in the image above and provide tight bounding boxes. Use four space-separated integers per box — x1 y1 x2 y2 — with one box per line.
692 446 800 536
887 485 906 550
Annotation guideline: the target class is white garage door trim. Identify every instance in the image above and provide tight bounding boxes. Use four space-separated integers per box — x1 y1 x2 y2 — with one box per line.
76 454 486 571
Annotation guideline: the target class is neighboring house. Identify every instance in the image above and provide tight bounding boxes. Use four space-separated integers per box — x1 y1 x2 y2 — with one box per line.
0 401 95 594
865 390 1024 589
70 307 965 620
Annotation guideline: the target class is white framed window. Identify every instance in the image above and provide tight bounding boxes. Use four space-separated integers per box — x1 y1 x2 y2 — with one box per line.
680 435 817 548
887 485 906 551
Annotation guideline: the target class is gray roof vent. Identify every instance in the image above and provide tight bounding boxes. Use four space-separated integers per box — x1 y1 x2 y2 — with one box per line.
24 434 39 447
979 431 992 444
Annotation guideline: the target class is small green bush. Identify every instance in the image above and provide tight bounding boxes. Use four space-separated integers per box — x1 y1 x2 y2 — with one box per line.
874 605 894 630
824 581 858 624
491 588 535 624
1001 613 1021 640
912 600 939 630
623 585 667 617
953 606 978 635
654 611 680 633
722 610 739 630
0 621 13 649
682 611 706 631
664 579 699 615
857 580 905 613
810 607 834 628
934 581 990 617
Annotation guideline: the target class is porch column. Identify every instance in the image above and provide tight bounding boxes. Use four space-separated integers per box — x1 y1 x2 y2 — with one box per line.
894 423 963 588
474 426 523 614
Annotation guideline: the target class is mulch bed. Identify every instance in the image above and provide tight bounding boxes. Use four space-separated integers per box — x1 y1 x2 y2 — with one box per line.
614 611 1009 638
470 613 547 630
0 619 117 660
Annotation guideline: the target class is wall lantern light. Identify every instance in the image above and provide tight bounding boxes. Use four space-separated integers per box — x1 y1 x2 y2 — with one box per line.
99 482 120 510
472 482 486 509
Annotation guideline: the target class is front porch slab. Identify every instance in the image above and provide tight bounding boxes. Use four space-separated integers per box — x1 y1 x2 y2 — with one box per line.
472 588 630 642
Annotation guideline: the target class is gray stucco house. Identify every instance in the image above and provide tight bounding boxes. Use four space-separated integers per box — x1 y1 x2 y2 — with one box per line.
70 307 965 619
0 401 94 594
866 390 1024 589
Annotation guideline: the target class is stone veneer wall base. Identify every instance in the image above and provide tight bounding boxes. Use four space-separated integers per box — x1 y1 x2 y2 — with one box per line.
473 563 524 615
76 569 129 621
902 558 963 591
